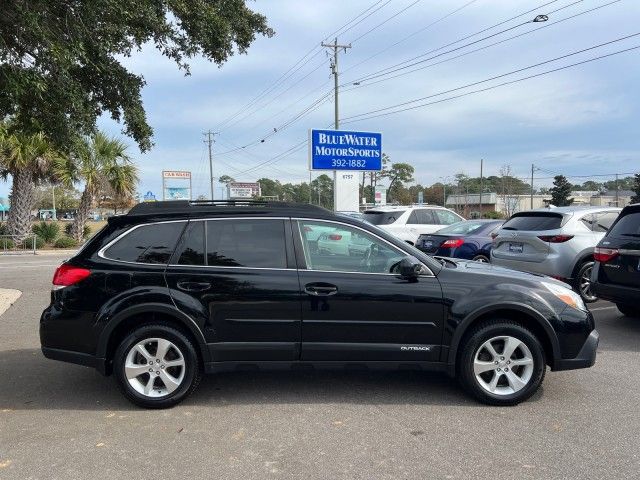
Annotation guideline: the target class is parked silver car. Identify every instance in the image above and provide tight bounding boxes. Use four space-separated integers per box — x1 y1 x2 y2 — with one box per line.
491 206 621 302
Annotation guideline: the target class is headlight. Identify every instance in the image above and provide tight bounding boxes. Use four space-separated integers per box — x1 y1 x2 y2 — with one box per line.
541 282 587 311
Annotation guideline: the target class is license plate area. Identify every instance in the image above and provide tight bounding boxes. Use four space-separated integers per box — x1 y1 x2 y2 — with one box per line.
508 242 523 254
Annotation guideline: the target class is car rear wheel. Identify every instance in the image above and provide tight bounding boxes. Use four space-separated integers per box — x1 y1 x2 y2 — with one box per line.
458 320 546 406
472 254 490 263
114 324 201 408
576 261 598 303
616 303 640 318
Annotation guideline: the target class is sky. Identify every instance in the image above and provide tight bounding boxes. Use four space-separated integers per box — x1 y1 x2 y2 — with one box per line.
2 0 639 200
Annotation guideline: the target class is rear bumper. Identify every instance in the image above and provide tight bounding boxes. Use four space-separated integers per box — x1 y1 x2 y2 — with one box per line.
491 253 574 280
592 281 637 305
41 347 108 375
552 329 599 371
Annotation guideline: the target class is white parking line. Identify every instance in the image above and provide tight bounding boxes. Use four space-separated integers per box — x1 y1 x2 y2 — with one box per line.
589 306 618 312
0 263 61 269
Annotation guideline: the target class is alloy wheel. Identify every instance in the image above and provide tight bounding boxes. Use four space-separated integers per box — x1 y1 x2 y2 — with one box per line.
124 338 186 398
473 336 534 396
579 263 597 302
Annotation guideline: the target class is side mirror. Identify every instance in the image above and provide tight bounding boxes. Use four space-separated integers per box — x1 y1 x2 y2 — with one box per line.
399 256 424 281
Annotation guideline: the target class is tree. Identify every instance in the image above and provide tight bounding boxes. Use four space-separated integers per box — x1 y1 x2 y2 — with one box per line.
311 174 334 210
55 132 138 242
385 162 414 202
0 126 62 240
218 175 235 185
550 175 574 207
34 184 81 210
631 173 640 204
0 1 273 151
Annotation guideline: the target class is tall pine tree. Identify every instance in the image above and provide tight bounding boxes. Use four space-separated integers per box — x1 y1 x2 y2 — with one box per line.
631 173 640 204
549 175 574 206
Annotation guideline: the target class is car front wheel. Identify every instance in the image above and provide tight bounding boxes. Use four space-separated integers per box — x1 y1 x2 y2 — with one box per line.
114 324 201 408
458 320 546 406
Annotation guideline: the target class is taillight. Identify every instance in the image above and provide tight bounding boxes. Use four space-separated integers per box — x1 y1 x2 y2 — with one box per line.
328 234 343 241
52 264 91 288
441 238 464 248
594 247 619 263
538 235 574 243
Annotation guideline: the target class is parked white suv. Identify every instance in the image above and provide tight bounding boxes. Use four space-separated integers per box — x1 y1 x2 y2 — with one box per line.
362 205 464 244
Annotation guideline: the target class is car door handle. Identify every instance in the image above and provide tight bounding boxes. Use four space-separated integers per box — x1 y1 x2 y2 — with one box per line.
176 280 211 292
304 283 338 296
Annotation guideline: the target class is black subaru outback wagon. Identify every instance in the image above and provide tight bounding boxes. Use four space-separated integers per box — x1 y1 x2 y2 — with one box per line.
41 201 598 408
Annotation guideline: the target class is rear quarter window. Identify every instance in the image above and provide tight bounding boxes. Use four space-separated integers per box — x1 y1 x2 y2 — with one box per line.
362 211 406 225
102 222 185 264
502 213 563 231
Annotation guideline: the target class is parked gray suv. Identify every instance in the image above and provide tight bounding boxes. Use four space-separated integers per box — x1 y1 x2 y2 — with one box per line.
491 206 621 302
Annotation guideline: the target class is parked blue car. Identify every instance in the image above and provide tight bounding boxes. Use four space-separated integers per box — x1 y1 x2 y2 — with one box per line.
416 219 503 262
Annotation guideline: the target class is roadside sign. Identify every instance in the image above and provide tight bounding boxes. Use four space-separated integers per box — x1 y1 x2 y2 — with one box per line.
228 182 261 199
163 171 191 179
374 185 387 205
418 191 424 205
309 129 382 171
143 191 156 202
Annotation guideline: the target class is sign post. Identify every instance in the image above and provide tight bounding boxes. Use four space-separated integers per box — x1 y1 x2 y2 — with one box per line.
309 129 382 212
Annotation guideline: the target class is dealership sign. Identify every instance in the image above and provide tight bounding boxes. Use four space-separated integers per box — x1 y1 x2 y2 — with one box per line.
228 182 261 199
309 129 382 171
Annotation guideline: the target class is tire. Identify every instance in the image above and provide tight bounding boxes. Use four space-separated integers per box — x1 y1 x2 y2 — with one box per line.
457 320 546 406
575 261 598 303
113 324 202 409
472 254 490 263
616 303 640 318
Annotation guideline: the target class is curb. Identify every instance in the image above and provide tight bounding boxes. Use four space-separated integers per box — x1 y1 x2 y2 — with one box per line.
0 288 22 317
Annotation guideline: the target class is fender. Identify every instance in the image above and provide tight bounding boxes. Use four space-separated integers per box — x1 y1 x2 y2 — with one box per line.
570 249 595 279
95 302 210 363
445 301 561 376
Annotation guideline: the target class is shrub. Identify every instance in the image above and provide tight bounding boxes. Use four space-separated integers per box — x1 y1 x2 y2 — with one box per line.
21 236 45 250
32 221 61 243
1 238 15 250
64 223 91 239
0 223 7 235
482 210 504 219
53 236 78 248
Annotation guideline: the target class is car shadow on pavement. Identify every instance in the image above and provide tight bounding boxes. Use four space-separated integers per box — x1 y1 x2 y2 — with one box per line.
0 348 547 411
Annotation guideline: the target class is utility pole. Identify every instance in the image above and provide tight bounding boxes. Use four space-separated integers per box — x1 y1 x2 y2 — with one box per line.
615 173 619 207
322 38 352 211
203 130 218 201
530 164 535 210
479 159 483 219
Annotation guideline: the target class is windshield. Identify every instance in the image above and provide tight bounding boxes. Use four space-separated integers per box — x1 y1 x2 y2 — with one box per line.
362 210 406 225
437 221 492 235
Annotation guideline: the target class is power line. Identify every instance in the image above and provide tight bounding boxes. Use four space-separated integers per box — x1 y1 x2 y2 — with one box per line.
342 0 481 75
342 0 622 91
348 0 567 85
349 0 423 44
341 34 640 123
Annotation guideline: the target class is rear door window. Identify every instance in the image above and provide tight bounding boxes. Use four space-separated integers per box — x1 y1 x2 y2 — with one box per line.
417 209 436 224
175 221 206 265
103 222 185 264
501 213 563 231
434 210 461 225
206 219 287 268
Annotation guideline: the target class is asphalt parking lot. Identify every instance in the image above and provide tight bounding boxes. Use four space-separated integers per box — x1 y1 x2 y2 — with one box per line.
0 254 638 479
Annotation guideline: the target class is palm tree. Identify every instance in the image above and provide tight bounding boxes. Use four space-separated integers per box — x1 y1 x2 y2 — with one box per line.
56 132 138 242
0 126 63 241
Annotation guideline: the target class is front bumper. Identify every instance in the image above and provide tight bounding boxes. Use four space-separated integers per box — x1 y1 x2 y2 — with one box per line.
552 329 599 371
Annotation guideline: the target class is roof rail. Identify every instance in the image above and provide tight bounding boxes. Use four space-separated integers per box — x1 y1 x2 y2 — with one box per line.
127 200 329 216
